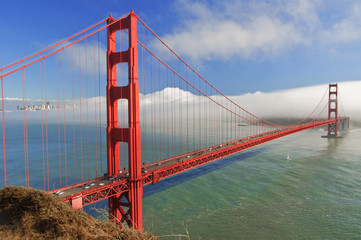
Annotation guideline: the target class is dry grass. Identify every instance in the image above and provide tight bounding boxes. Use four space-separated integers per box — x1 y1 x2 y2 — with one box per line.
0 186 158 240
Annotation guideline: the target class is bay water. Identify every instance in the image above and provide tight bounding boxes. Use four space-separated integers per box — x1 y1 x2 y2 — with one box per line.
142 125 361 239
1 121 360 239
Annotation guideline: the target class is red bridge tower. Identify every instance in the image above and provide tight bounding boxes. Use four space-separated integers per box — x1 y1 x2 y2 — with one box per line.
327 83 338 137
106 11 143 230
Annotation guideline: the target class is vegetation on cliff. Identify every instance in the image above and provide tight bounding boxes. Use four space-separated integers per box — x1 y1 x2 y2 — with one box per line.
0 186 157 240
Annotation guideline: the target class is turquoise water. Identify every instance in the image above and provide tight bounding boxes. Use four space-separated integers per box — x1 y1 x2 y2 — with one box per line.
142 126 361 239
1 121 360 239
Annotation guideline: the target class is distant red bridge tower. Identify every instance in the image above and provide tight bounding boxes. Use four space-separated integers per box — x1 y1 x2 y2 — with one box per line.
327 83 338 137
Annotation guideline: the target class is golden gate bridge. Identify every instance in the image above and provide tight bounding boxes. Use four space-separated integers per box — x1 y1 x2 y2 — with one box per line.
0 10 349 231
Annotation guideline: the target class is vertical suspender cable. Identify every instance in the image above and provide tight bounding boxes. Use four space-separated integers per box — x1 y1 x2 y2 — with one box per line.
45 60 49 190
179 60 182 155
212 87 214 145
56 53 62 187
97 32 103 176
62 51 67 186
198 76 201 149
40 62 45 190
79 44 84 183
72 45 77 182
158 59 161 160
162 46 165 160
186 66 189 153
204 78 207 147
141 28 147 164
153 39 157 161
1 75 7 187
151 40 155 162
171 55 174 157
22 67 29 187
93 35 98 178
192 73 195 150
230 98 233 142
85 39 90 180
158 57 161 160
163 59 166 158
26 70 29 187
166 64 170 158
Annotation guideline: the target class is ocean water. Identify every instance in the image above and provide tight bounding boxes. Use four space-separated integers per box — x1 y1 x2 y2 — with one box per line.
1 121 360 239
142 125 361 239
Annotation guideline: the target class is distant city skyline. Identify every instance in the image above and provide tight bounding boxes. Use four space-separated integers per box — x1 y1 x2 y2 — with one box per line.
16 102 75 111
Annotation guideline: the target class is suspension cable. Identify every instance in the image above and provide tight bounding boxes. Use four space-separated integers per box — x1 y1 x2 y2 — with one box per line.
136 15 329 129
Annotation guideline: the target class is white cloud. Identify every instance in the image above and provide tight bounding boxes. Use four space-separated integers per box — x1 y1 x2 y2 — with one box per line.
3 81 360 125
319 3 361 44
161 0 361 62
138 80 361 123
241 80 361 122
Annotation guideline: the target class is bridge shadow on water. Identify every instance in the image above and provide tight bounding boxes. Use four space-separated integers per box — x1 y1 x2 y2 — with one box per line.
84 146 270 217
143 146 270 198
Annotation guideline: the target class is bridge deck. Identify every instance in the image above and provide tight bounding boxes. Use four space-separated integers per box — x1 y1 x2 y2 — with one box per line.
51 118 348 207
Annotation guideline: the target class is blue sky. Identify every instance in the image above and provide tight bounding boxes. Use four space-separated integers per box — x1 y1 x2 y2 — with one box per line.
1 0 361 95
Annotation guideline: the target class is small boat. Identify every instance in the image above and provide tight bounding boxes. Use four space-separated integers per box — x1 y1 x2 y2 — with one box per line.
287 153 291 161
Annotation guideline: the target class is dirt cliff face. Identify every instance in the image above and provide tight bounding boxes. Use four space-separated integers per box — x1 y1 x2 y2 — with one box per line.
0 186 157 240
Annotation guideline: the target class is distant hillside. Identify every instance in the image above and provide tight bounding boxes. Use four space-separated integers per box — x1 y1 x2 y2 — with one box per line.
0 186 157 240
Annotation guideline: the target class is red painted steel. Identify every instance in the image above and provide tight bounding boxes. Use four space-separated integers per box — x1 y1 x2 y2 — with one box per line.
328 83 338 137
71 196 83 210
106 10 143 230
0 9 351 233
58 118 349 208
0 14 132 80
0 19 107 73
127 11 143 231
106 14 121 224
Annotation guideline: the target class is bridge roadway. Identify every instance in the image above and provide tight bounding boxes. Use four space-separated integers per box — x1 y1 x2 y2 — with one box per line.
50 118 347 209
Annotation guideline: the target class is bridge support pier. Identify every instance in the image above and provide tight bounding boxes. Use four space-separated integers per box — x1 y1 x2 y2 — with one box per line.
106 11 143 230
71 195 83 210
